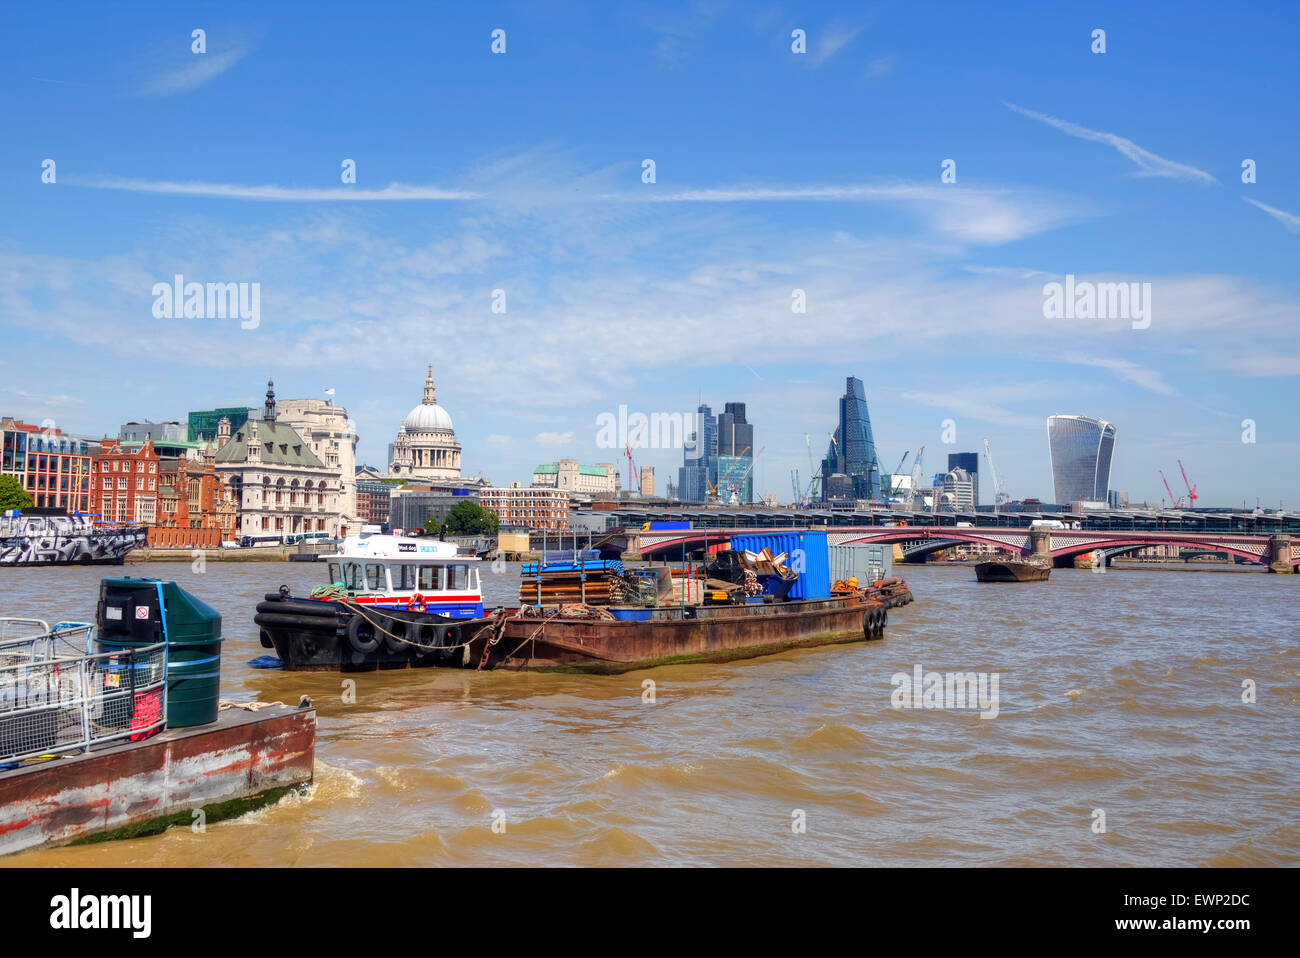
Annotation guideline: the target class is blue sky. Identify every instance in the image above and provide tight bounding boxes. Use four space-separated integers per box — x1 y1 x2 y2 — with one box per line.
2 1 1297 507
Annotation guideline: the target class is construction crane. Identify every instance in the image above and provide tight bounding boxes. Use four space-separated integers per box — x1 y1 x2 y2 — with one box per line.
624 424 645 495
983 438 1009 515
1159 469 1182 509
804 433 820 502
791 469 801 506
903 445 926 506
1178 460 1199 508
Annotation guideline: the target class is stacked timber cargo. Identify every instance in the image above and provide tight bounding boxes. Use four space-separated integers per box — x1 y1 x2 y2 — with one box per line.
519 555 625 607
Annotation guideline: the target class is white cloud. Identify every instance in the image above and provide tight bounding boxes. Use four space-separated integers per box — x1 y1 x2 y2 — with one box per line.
138 45 250 96
1058 354 1177 395
1005 103 1217 184
863 55 897 79
635 182 1085 245
1243 197 1300 233
812 26 860 67
535 431 574 446
73 176 480 202
485 434 514 447
1220 354 1300 377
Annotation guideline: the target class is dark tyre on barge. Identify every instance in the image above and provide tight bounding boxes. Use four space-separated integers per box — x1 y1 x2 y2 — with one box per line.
255 590 482 671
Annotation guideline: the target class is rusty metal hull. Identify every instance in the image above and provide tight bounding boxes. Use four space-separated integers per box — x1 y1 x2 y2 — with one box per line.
0 704 315 856
475 594 888 673
974 559 1051 582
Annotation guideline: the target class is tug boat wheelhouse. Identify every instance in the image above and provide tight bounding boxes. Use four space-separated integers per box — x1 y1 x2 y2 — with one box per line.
322 534 484 619
255 533 486 671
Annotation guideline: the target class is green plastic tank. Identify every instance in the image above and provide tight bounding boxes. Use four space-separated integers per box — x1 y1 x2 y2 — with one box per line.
96 577 224 728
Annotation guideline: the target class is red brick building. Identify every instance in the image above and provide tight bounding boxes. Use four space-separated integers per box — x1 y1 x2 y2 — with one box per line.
479 484 570 531
356 480 393 526
91 439 160 524
148 451 237 548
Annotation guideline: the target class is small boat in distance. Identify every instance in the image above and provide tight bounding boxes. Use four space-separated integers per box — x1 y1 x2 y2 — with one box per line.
975 555 1052 582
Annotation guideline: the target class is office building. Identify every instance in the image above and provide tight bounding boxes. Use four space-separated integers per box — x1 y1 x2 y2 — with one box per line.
943 467 976 511
821 376 881 500
947 452 980 507
1047 415 1116 506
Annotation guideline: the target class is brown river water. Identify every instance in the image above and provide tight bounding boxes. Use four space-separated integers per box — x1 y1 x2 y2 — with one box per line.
3 560 1297 867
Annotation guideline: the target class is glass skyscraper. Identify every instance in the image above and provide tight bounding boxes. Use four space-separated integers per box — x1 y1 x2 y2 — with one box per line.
1047 415 1116 505
821 376 881 500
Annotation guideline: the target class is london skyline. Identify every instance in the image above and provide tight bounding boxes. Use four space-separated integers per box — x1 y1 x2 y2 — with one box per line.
2 3 1296 506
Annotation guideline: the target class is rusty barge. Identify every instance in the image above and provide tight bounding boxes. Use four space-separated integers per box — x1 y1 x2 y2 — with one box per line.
254 529 913 673
0 579 315 856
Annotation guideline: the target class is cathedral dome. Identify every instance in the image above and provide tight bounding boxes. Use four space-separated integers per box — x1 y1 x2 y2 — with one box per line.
404 402 454 432
403 366 454 432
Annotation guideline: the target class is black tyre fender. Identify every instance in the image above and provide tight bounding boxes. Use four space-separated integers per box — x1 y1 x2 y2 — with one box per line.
442 626 462 649
863 608 876 638
346 614 381 654
383 617 411 653
254 612 341 631
877 608 888 634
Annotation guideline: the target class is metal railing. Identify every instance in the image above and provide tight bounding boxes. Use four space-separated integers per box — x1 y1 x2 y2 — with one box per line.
0 619 166 765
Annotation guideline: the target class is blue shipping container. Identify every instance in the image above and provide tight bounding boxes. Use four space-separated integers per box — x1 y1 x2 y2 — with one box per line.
728 530 831 600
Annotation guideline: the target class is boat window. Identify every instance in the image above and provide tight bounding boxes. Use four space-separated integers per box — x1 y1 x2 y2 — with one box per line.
327 562 341 584
365 564 384 590
399 564 417 590
343 562 363 591
418 565 439 590
448 564 469 591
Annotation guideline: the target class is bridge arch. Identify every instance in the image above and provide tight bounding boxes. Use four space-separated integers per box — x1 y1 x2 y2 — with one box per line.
899 538 1023 563
1050 537 1268 565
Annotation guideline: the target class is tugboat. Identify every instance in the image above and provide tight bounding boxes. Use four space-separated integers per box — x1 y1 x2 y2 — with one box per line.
255 533 486 670
0 509 146 567
974 554 1052 582
256 531 910 673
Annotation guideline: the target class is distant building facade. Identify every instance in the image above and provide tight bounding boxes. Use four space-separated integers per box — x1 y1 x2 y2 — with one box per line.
677 403 715 503
531 460 617 495
356 480 393 526
189 407 252 443
676 401 755 503
943 467 976 511
278 397 360 533
120 421 187 444
947 452 980 507
481 485 570 531
821 377 880 501
149 447 237 548
214 382 342 540
639 465 655 496
388 486 479 533
1 417 92 513
1047 415 1116 506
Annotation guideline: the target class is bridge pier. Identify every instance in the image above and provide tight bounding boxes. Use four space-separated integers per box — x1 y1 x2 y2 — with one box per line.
1029 529 1052 558
1268 534 1294 574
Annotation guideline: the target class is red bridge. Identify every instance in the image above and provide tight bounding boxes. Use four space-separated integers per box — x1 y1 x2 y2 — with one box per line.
637 526 1299 571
